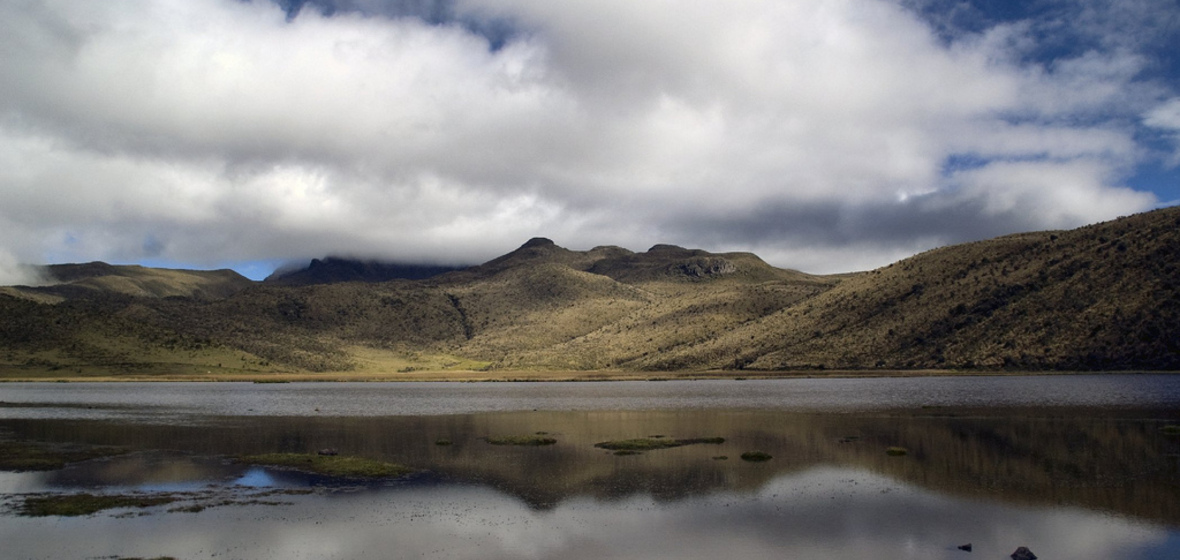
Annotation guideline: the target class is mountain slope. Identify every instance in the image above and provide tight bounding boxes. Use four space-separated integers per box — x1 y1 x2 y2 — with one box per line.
427 238 836 369
265 257 464 286
673 207 1180 370
0 262 253 303
1 207 1178 377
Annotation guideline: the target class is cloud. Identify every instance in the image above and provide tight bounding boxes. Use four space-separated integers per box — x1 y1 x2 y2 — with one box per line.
1145 98 1180 166
0 250 46 287
0 0 1168 278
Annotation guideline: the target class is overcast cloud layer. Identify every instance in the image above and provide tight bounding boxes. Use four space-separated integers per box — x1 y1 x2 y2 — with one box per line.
2 0 1178 282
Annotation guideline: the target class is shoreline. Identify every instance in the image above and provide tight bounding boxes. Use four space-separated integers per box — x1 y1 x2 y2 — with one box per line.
1 368 1174 383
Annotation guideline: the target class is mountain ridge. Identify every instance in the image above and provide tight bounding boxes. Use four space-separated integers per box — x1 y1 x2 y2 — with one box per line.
1 207 1178 377
0 263 253 303
265 257 465 286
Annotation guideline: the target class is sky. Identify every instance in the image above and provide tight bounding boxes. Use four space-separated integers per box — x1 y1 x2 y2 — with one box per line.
1 0 1179 282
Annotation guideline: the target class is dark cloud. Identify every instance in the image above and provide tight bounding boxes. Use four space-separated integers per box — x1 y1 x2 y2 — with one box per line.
675 190 1063 250
274 0 455 21
278 0 519 49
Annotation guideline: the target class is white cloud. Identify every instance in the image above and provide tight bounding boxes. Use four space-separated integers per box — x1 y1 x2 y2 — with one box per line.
1145 97 1180 166
943 160 1154 227
0 0 1165 278
0 247 43 286
1147 98 1180 130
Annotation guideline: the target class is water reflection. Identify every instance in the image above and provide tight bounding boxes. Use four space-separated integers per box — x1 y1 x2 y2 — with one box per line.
2 407 1180 559
4 408 1180 517
1 467 1175 560
234 467 278 488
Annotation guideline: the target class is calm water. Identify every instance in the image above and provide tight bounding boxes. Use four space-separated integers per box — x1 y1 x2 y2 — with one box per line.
3 374 1180 420
2 375 1179 560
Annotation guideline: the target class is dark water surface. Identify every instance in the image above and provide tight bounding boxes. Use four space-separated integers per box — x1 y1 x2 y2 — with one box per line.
4 374 1180 420
2 375 1179 559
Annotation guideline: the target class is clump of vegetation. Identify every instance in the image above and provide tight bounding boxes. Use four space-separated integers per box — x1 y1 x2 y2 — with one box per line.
683 437 727 445
712 456 728 460
886 446 909 456
434 438 453 446
484 435 558 446
168 504 208 513
163 488 312 514
238 453 412 478
612 450 642 456
740 451 772 462
17 493 179 517
0 441 127 471
594 437 725 452
1160 425 1180 436
595 438 680 451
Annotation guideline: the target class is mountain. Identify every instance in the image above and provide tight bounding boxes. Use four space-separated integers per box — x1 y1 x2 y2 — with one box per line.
1 207 1178 377
264 257 465 286
0 262 253 303
660 207 1180 371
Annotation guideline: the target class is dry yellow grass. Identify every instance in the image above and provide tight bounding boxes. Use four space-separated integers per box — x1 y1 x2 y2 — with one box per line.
2 207 1178 378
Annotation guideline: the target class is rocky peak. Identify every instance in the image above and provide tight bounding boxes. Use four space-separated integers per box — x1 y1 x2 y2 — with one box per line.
520 237 556 249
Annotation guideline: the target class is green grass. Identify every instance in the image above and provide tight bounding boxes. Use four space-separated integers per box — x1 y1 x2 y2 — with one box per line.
17 493 179 517
1160 425 1180 435
238 453 412 478
484 435 558 446
0 441 127 471
739 451 772 462
886 446 909 456
594 437 725 452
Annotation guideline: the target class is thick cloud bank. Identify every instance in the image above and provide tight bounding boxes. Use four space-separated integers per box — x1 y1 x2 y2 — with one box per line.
0 0 1174 277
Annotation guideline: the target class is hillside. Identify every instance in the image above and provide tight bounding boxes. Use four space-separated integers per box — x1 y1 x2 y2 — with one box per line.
0 262 253 303
265 257 464 286
1 207 1178 378
661 208 1180 371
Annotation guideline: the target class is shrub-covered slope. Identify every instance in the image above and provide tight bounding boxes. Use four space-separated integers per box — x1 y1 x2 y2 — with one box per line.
2 207 1177 375
686 207 1180 371
0 263 253 302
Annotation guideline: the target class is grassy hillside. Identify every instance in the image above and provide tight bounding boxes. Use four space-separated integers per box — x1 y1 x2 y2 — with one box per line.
1 207 1178 378
0 263 253 302
719 207 1180 371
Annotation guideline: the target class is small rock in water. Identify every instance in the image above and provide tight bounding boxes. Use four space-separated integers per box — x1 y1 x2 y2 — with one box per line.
958 543 972 552
317 448 339 456
1010 546 1037 560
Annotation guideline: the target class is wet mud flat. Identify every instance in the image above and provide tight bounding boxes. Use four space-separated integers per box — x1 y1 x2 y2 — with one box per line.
2 403 1180 560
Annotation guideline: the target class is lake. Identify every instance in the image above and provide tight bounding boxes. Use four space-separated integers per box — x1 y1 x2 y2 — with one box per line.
2 375 1179 559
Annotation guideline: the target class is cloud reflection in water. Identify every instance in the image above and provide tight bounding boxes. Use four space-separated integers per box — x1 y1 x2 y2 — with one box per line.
2 467 1173 560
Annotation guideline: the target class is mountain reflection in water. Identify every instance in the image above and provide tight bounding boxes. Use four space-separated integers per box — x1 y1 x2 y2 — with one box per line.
2 379 1180 559
5 409 1180 517
3 465 1174 560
